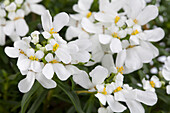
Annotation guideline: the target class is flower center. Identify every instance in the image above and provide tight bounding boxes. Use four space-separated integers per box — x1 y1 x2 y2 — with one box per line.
133 19 138 24
150 81 155 88
29 56 38 61
116 66 124 74
14 17 24 21
53 43 59 52
86 12 92 18
115 16 120 24
112 32 120 39
131 29 139 35
114 86 122 93
101 87 107 95
50 28 57 34
49 59 58 64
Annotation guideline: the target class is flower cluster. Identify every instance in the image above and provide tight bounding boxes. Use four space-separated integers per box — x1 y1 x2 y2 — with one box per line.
3 0 169 113
0 0 45 45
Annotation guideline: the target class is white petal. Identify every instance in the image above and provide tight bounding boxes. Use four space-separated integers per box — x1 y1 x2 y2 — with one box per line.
5 47 19 58
28 0 42 4
134 46 153 63
110 38 122 53
126 100 144 113
26 48 35 57
53 12 69 32
102 54 116 74
162 68 170 81
18 71 35 93
99 34 112 45
144 28 165 42
72 51 91 63
66 26 82 40
41 10 52 32
95 93 107 105
42 31 51 39
135 89 158 106
45 44 53 51
30 61 42 72
36 72 57 89
42 63 54 79
116 50 126 67
30 4 46 15
18 59 31 71
106 95 126 112
129 35 139 45
15 19 29 36
54 63 71 81
125 48 142 70
94 12 115 22
0 27 5 45
78 0 93 11
3 21 14 36
166 85 170 95
73 71 94 89
136 5 158 25
89 66 108 85
45 53 53 62
55 48 71 64
35 50 44 59
81 18 100 33
65 65 82 75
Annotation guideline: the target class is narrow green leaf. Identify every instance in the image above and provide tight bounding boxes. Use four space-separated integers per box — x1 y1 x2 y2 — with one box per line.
55 79 84 113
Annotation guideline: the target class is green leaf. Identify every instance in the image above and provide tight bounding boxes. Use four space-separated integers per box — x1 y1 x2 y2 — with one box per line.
83 95 95 113
55 79 84 113
27 89 48 113
21 82 40 113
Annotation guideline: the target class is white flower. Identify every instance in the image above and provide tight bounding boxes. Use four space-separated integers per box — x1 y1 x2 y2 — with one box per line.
124 0 158 26
31 31 40 44
3 9 29 36
41 10 69 39
42 53 71 81
18 48 44 73
95 82 127 112
18 71 56 93
15 0 23 6
22 0 46 15
45 36 71 64
73 66 108 90
68 38 91 64
142 75 162 92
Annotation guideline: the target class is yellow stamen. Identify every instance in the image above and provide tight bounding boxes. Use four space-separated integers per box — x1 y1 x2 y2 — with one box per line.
116 66 124 74
150 81 155 88
101 87 107 95
53 43 59 52
131 29 139 35
49 28 57 34
133 19 138 24
86 12 92 18
127 45 136 49
49 59 58 64
115 16 120 24
14 17 24 21
112 32 120 39
29 56 38 61
114 86 122 93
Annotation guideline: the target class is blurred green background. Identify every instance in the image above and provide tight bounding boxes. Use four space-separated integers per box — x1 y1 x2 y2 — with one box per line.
0 0 170 113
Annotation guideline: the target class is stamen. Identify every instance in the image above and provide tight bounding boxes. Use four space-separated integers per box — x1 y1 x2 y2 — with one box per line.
150 81 155 88
115 16 120 24
49 59 58 64
101 87 107 95
29 56 38 61
133 19 138 24
50 28 57 34
86 12 92 18
116 66 124 74
114 86 122 93
14 17 24 21
112 32 120 39
131 30 139 35
53 43 59 52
